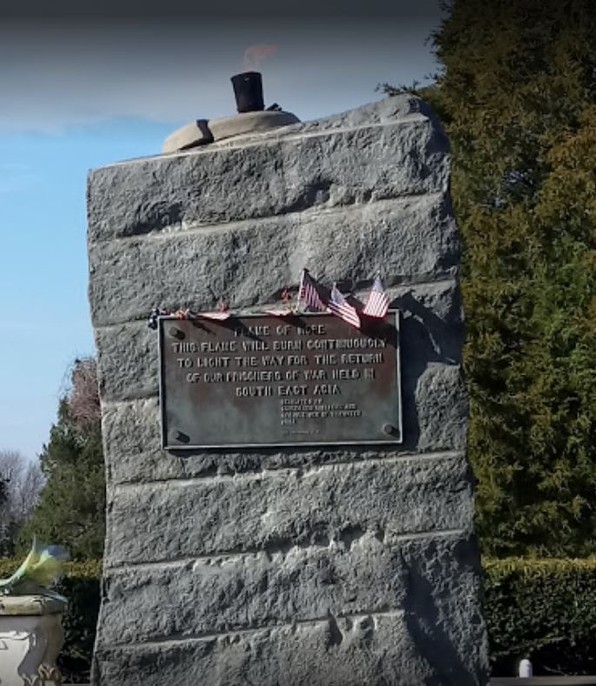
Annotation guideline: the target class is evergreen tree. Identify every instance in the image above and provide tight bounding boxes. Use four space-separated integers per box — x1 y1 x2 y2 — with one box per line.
20 359 105 560
385 0 595 556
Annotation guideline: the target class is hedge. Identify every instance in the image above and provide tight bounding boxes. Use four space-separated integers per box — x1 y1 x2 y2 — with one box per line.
1 557 594 681
483 557 596 676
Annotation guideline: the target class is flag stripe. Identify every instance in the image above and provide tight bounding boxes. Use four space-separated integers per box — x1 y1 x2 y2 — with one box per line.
328 285 360 328
298 271 327 312
327 302 360 327
264 309 293 317
363 277 389 318
201 312 231 320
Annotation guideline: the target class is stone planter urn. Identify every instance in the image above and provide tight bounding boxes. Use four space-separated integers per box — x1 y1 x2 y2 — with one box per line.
0 594 67 686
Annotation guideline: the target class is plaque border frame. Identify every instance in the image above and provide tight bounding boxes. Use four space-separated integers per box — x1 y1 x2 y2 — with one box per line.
158 311 402 450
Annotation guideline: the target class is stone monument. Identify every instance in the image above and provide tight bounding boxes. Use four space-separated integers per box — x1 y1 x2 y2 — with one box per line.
86 77 489 685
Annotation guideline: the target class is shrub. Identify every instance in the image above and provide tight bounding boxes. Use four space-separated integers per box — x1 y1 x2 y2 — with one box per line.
484 557 596 676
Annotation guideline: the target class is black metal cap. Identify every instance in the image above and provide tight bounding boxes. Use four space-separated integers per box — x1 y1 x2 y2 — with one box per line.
231 71 265 113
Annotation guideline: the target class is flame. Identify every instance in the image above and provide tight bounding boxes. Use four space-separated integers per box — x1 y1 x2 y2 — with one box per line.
243 44 278 71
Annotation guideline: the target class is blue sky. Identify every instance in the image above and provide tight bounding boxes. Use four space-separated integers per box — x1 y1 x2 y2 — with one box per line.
0 11 442 461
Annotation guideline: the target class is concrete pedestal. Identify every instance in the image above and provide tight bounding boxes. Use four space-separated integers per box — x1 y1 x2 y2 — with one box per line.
0 595 66 686
162 110 301 153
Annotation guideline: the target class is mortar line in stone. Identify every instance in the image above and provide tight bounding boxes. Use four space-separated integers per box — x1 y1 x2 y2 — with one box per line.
90 190 446 247
107 608 408 649
108 449 465 491
93 114 430 171
93 276 459 333
105 528 468 573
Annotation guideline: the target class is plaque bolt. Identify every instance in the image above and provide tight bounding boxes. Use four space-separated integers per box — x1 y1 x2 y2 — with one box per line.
382 424 398 436
175 431 190 443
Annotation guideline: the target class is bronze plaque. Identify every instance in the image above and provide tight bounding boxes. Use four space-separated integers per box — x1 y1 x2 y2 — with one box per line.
158 312 401 449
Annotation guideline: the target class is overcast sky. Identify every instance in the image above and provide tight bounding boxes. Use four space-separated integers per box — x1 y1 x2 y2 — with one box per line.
0 7 443 460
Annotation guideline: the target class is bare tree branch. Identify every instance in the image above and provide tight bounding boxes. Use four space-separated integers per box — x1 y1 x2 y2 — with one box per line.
67 357 101 429
0 450 45 554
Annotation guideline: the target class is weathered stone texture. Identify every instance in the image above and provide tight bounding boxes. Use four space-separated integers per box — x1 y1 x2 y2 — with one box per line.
100 533 480 647
105 454 472 566
95 614 428 686
88 94 488 685
88 98 447 244
95 277 463 403
96 533 487 686
100 358 466 486
89 193 458 327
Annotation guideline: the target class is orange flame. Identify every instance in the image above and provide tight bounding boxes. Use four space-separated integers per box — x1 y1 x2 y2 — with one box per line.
243 44 278 71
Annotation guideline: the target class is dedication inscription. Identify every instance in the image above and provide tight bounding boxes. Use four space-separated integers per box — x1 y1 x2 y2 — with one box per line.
159 312 401 448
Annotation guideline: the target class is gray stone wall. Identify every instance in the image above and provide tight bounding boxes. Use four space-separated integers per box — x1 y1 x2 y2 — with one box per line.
87 95 489 685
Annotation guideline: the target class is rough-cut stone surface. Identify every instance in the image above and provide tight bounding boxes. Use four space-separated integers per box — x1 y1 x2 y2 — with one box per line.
100 533 479 645
105 453 472 565
95 278 463 403
103 382 467 484
87 103 449 245
89 193 458 327
95 534 487 686
88 94 489 685
99 355 466 487
95 614 430 686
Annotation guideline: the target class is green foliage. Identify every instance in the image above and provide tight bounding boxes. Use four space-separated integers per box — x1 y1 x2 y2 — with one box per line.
484 557 596 675
0 558 102 683
0 540 69 596
54 560 102 683
386 0 595 556
18 360 106 560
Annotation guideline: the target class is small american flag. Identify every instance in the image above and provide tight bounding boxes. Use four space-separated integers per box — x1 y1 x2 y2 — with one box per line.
201 311 230 321
265 289 295 316
327 284 361 329
264 308 293 317
363 276 390 318
201 301 231 321
298 269 327 312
